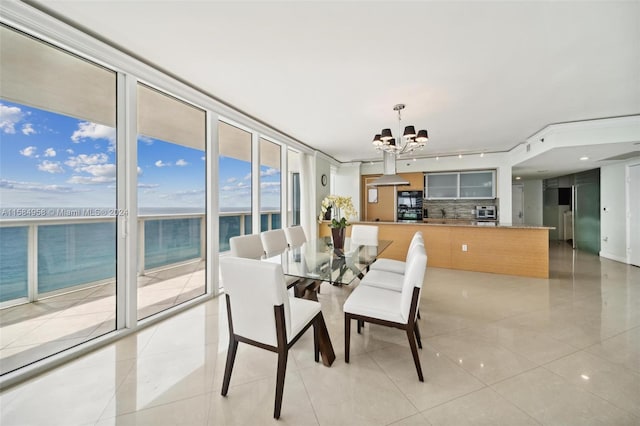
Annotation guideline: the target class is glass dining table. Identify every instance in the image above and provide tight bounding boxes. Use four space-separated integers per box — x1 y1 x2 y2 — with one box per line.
263 237 393 287
262 236 392 367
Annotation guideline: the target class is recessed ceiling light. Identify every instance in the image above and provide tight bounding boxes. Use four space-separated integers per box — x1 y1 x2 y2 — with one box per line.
515 176 522 180
580 156 589 161
480 152 485 158
458 154 462 159
436 156 439 161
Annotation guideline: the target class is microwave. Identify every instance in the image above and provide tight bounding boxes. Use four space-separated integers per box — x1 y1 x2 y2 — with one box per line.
475 205 496 220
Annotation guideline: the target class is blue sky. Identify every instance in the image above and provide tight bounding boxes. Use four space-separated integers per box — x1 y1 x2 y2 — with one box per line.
0 100 281 212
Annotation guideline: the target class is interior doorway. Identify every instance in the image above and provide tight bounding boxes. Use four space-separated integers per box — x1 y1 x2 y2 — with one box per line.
512 184 524 224
628 163 640 266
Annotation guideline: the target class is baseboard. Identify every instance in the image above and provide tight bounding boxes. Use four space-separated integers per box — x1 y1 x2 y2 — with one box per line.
599 251 628 264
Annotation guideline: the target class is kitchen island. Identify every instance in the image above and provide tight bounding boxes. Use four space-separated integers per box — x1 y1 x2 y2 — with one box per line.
319 221 552 278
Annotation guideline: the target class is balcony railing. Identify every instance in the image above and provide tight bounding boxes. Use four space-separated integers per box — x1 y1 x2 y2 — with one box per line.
0 211 281 306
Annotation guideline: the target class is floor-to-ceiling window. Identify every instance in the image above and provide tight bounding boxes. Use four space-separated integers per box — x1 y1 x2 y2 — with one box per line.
0 25 117 374
288 149 301 226
136 84 207 320
218 121 252 251
259 138 282 231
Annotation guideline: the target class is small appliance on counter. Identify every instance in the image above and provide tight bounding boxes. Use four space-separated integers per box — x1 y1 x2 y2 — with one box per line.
397 190 423 222
475 205 497 220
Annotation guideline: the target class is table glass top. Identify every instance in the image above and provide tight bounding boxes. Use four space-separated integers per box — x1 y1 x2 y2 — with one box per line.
263 237 392 285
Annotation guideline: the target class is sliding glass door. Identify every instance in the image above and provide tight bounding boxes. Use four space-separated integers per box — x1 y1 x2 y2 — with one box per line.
136 84 207 320
0 25 117 374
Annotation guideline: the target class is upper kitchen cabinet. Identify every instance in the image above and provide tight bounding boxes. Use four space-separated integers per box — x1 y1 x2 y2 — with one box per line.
425 170 495 200
425 172 459 199
459 170 495 199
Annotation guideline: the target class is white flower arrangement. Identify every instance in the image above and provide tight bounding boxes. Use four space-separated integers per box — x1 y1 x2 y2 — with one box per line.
318 195 358 229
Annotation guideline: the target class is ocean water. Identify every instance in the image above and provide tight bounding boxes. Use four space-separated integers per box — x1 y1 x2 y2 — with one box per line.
0 208 281 302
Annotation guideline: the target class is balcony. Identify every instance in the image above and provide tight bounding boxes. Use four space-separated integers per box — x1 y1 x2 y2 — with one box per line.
0 210 280 375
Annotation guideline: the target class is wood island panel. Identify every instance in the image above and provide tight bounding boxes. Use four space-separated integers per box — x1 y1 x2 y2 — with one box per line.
319 221 549 278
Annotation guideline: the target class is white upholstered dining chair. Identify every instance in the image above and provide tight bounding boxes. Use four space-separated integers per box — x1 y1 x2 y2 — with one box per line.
229 234 264 259
349 224 379 246
261 229 289 257
284 226 307 248
343 244 427 381
370 231 423 275
220 257 330 419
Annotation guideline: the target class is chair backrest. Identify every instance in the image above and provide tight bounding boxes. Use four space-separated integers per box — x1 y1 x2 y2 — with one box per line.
400 244 427 321
284 226 307 248
261 229 289 257
405 232 424 262
409 232 424 251
220 257 291 346
230 234 264 259
350 225 379 246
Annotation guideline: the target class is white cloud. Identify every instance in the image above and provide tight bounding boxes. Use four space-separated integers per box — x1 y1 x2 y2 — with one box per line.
201 156 205 161
261 168 280 177
21 123 36 135
175 159 188 167
79 164 116 178
243 173 252 180
155 160 170 167
65 153 109 169
67 175 115 185
221 182 250 192
138 135 154 145
261 181 281 188
0 104 24 134
137 166 143 176
44 148 56 157
67 163 116 184
66 149 74 154
71 122 116 148
138 183 160 188
38 160 65 174
226 177 237 183
19 146 37 158
0 178 75 193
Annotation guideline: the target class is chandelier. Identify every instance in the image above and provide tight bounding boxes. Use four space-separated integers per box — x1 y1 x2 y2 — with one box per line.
372 104 428 155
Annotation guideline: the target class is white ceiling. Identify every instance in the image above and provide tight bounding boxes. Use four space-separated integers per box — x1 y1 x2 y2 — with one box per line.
27 0 640 170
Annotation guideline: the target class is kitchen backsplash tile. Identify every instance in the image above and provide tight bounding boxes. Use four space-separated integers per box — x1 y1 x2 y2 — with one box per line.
423 199 499 220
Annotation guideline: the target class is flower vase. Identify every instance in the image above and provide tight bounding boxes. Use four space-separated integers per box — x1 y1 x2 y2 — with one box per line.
323 206 332 220
331 227 345 249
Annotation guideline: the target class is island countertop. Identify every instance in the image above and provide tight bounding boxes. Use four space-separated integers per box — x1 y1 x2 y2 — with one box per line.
351 220 553 230
318 220 551 278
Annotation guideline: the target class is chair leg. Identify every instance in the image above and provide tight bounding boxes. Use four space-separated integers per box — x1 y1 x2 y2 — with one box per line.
417 309 421 320
344 315 351 363
414 322 423 349
357 319 363 334
221 337 239 396
406 327 424 382
313 319 320 363
274 349 288 419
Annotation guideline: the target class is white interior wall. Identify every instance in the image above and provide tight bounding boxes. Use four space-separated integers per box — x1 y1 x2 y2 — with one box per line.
600 156 640 263
333 162 362 220
523 179 543 226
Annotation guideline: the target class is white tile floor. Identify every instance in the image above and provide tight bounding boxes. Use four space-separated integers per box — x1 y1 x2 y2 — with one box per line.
1 242 639 425
0 260 206 375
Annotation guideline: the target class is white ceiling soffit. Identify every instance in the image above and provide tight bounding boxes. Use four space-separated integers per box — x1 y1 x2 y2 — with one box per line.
0 24 116 127
20 1 640 163
138 84 205 150
512 141 640 180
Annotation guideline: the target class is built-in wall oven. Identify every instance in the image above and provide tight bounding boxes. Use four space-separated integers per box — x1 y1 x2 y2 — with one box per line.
398 191 423 222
